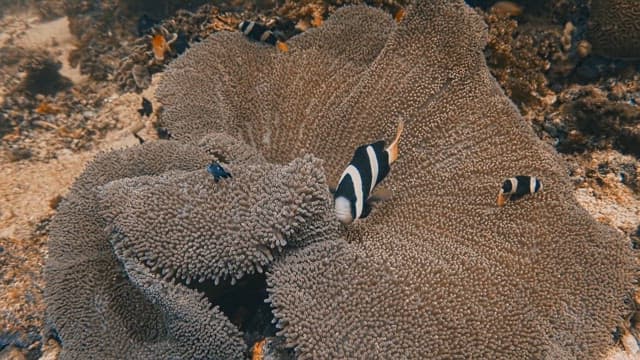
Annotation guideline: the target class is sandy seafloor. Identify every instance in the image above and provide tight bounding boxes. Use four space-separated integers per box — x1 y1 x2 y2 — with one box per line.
0 1 639 359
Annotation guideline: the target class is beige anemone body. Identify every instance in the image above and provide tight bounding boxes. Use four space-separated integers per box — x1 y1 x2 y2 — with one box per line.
45 1 635 359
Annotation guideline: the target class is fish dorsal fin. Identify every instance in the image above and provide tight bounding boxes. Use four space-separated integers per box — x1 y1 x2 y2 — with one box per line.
385 120 405 164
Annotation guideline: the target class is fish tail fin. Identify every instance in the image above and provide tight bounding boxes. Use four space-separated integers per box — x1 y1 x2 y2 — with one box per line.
497 190 507 207
276 41 289 53
386 120 405 164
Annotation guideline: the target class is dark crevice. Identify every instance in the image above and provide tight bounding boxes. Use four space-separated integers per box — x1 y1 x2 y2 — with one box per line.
184 273 277 349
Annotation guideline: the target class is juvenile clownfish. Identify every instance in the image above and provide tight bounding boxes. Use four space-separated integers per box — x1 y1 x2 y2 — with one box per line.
207 162 232 182
497 175 542 206
238 21 289 52
333 121 404 225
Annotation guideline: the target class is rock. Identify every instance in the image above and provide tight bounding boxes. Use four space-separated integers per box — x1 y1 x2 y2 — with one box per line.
38 339 61 360
131 64 151 90
0 346 26 360
20 56 72 96
621 333 640 356
7 147 32 162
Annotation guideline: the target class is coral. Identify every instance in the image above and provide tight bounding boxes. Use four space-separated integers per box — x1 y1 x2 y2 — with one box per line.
115 4 232 92
566 150 640 238
0 0 64 18
481 9 562 108
588 0 640 59
467 0 589 26
0 46 103 161
64 0 211 82
47 2 636 359
65 0 130 81
275 0 407 24
573 151 640 193
553 85 640 157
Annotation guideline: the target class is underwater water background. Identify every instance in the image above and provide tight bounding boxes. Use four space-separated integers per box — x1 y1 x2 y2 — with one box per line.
0 0 639 359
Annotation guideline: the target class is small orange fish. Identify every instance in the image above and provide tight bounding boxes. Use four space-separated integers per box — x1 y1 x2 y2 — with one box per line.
394 8 406 23
251 338 266 360
311 11 324 27
152 34 169 61
276 41 289 53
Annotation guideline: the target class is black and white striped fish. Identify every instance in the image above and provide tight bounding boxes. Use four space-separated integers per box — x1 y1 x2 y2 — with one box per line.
238 21 289 52
497 175 542 206
333 121 404 224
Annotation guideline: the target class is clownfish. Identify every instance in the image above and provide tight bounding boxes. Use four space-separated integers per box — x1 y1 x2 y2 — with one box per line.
238 21 289 52
333 121 404 224
207 162 232 182
497 175 542 206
